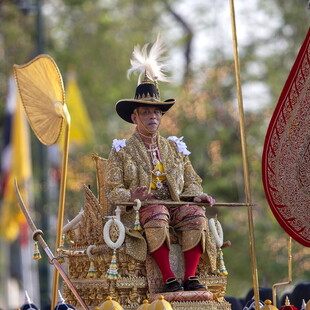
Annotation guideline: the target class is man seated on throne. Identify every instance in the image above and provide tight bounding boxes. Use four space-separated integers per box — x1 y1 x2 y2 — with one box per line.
105 35 217 293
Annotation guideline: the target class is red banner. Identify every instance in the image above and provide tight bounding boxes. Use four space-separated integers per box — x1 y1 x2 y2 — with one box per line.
262 27 310 247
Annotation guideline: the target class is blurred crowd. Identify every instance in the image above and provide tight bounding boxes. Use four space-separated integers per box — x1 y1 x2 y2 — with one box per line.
226 282 310 310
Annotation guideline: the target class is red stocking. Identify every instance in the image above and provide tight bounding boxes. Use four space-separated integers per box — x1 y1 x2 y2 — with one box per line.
151 243 175 283
183 243 203 280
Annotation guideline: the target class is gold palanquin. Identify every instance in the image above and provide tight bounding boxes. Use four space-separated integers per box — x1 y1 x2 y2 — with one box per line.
63 154 231 310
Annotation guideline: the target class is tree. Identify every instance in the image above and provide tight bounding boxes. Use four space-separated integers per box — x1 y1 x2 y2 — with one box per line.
0 0 309 305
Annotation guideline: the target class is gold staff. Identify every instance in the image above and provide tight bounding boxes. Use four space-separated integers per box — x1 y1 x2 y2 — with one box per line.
14 54 71 309
228 0 260 308
116 201 255 207
272 236 292 306
51 102 70 309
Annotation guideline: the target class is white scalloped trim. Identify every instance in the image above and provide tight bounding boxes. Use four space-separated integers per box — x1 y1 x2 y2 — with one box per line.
103 219 125 249
209 218 223 248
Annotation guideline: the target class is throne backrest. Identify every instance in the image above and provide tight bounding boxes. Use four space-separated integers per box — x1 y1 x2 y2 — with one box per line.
92 153 110 217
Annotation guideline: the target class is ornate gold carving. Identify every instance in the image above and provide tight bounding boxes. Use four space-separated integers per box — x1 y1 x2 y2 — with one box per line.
62 158 230 310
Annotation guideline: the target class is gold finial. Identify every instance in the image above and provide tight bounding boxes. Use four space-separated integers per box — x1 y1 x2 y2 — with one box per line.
32 241 42 260
142 71 149 83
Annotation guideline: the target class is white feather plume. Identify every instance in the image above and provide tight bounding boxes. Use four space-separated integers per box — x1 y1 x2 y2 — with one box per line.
127 34 170 85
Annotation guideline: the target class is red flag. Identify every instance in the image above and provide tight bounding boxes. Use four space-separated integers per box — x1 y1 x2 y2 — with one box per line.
262 27 310 247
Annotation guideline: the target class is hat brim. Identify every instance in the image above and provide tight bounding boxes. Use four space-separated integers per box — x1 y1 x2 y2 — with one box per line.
115 98 175 123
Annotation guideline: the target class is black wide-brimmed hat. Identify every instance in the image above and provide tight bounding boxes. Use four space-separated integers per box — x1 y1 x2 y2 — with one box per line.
115 34 175 123
116 78 175 123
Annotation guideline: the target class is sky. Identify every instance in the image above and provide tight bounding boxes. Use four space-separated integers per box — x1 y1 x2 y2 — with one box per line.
164 0 284 111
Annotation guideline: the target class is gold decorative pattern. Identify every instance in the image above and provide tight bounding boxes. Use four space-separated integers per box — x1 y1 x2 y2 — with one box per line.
105 131 204 204
92 154 111 216
63 155 230 310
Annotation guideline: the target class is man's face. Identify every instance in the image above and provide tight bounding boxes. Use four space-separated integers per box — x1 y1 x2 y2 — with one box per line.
131 106 163 134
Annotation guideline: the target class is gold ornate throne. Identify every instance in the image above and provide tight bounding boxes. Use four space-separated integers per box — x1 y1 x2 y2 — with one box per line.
62 154 231 310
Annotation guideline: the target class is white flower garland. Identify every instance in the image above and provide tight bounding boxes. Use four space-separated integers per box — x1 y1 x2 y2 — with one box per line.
112 139 126 152
103 219 126 249
167 136 191 155
209 218 223 248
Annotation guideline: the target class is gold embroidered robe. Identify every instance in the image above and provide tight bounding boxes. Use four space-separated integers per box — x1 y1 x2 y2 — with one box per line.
105 131 217 271
105 131 204 203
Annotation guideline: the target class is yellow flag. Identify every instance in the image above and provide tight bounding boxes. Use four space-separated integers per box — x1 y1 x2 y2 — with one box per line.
0 80 32 241
64 71 95 146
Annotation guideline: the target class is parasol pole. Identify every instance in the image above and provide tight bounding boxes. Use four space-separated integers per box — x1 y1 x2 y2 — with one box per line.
228 0 260 308
272 236 292 307
51 103 71 309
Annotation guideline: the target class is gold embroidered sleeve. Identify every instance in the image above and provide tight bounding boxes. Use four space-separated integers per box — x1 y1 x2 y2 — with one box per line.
105 148 131 204
180 155 203 199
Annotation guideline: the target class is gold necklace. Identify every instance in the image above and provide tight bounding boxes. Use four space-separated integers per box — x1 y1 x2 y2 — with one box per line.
137 129 158 144
136 129 161 166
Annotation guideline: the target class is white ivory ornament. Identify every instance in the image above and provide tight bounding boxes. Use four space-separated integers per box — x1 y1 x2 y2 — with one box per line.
209 218 224 248
103 218 126 249
133 199 142 211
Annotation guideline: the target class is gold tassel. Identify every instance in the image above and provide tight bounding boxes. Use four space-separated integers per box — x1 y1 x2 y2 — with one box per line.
87 260 97 278
56 256 65 264
56 234 65 264
218 248 228 276
87 260 96 278
32 241 42 260
134 210 142 231
106 249 120 279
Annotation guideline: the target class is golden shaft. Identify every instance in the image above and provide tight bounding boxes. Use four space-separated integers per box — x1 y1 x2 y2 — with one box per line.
51 104 71 310
272 236 292 307
116 201 255 207
229 0 260 308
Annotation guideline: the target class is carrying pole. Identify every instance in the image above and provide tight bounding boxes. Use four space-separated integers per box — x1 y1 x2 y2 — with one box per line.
228 0 260 308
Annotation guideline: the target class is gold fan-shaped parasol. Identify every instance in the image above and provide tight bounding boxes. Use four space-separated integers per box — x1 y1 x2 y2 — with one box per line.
14 54 66 145
14 54 71 309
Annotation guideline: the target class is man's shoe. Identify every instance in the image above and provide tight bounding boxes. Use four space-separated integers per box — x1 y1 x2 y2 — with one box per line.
162 277 184 292
183 276 207 291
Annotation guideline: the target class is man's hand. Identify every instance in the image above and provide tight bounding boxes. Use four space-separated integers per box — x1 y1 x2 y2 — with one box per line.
193 194 215 206
130 186 154 201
